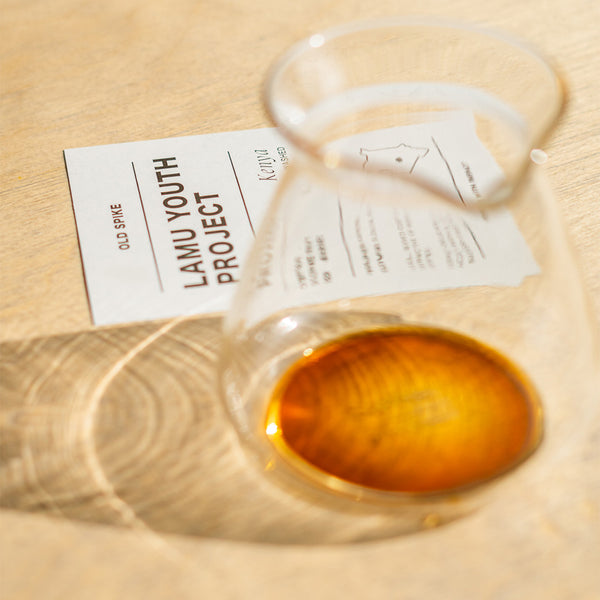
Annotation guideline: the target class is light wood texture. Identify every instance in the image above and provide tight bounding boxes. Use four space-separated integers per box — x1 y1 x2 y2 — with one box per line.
1 1 599 599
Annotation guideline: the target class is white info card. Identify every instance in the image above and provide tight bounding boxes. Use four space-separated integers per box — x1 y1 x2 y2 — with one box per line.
64 112 538 326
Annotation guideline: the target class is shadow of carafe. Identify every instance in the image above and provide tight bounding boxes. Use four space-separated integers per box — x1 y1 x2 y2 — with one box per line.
0 317 468 545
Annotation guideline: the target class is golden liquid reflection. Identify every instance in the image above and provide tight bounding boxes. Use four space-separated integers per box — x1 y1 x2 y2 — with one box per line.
1 318 462 544
266 326 542 495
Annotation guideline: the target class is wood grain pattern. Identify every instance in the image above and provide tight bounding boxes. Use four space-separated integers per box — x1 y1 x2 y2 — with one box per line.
1 0 599 598
1 0 599 342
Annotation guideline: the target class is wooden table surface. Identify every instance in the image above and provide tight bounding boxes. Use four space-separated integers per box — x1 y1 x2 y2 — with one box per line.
1 1 599 598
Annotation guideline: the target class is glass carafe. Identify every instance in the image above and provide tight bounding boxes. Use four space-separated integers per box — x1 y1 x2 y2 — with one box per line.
218 19 599 523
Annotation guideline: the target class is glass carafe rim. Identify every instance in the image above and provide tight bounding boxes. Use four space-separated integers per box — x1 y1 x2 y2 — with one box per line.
262 17 568 207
